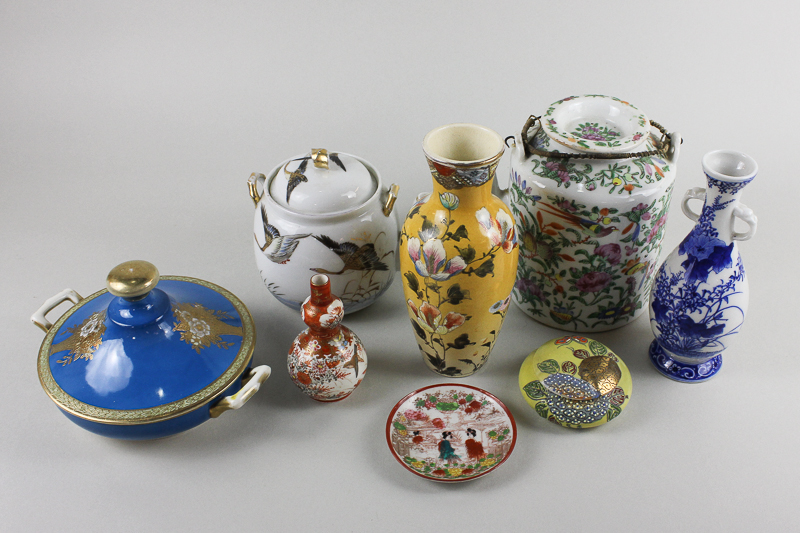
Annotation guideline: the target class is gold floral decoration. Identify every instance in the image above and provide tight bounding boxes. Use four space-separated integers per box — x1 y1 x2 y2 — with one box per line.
50 311 107 366
172 303 243 353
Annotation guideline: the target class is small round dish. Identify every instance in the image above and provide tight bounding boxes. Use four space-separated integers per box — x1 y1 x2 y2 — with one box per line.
519 336 632 428
386 384 516 482
542 95 649 153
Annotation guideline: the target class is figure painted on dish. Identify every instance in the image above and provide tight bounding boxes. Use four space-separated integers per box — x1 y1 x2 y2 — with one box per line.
438 431 460 462
464 428 486 461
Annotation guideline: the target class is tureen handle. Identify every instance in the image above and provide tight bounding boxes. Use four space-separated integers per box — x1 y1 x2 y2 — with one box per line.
681 187 706 222
247 173 267 207
209 365 271 418
31 289 84 333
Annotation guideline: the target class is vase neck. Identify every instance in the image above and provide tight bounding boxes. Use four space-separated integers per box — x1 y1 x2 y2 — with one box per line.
309 275 332 306
302 274 343 336
699 172 753 243
428 161 498 207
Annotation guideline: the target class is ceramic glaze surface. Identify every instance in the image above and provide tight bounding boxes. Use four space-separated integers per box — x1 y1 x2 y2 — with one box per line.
250 152 399 313
400 124 519 377
648 150 758 382
48 280 243 409
505 95 681 332
519 336 632 428
386 384 516 482
544 95 650 153
33 265 266 439
269 151 376 214
288 275 366 401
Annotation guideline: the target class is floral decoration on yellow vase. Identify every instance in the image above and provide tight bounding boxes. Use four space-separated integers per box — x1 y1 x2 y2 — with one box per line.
401 124 519 376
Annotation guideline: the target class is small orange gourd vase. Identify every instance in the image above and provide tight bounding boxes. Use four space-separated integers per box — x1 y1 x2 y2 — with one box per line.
288 274 367 401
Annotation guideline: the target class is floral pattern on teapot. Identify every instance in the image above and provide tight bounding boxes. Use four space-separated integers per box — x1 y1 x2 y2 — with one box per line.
510 172 673 331
529 128 672 195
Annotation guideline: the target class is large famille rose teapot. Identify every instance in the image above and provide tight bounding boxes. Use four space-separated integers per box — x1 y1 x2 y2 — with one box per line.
248 149 400 313
499 95 682 332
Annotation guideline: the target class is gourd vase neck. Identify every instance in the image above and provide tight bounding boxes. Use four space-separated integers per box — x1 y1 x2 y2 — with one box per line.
303 275 343 338
309 279 332 307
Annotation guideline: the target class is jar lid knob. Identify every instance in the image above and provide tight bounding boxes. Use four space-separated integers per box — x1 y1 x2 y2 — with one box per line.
311 148 329 169
107 260 160 299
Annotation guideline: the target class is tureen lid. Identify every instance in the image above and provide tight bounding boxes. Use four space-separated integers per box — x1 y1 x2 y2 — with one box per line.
36 260 255 425
542 95 650 153
526 336 623 400
268 149 378 215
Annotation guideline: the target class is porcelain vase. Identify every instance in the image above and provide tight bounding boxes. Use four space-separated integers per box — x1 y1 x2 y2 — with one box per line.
648 150 758 382
400 123 519 377
288 274 367 401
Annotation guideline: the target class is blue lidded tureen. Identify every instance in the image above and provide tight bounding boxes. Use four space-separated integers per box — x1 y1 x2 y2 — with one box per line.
31 260 270 439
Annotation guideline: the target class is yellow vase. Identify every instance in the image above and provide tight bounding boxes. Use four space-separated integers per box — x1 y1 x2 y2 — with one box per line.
400 123 520 377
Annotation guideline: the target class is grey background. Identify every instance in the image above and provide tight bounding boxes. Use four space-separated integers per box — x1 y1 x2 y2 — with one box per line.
2 1 798 531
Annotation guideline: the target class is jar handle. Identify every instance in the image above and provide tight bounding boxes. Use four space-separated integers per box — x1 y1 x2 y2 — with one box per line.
681 187 706 222
209 365 271 418
383 184 400 216
31 289 83 333
247 173 266 207
732 203 757 241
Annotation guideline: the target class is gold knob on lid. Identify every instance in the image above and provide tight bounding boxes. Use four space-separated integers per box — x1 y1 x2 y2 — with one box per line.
107 260 160 299
311 148 329 169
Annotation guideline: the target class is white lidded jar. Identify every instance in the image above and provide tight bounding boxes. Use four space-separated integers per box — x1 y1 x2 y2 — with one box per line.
248 149 400 313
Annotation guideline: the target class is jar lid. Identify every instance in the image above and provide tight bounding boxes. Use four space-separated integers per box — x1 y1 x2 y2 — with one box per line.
268 149 378 215
528 336 622 397
542 95 650 153
37 260 255 425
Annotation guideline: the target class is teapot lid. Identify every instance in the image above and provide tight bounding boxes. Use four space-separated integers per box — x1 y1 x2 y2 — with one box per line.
542 95 650 153
268 149 378 215
36 260 255 425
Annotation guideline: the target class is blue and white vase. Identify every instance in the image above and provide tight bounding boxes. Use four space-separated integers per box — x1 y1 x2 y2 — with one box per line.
648 150 758 382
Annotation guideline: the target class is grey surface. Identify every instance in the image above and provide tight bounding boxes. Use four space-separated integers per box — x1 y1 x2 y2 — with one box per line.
2 1 798 531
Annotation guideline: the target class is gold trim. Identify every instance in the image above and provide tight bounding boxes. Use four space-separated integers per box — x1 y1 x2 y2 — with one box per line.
422 124 505 170
578 355 621 395
424 148 504 170
172 302 242 353
383 184 399 216
106 260 160 298
311 148 329 169
36 275 256 425
50 310 107 365
248 173 264 206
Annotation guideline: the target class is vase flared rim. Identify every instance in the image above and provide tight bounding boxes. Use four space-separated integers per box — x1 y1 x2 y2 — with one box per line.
702 150 758 183
422 123 504 168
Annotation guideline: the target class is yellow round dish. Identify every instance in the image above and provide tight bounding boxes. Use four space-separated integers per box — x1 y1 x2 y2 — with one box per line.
519 335 632 428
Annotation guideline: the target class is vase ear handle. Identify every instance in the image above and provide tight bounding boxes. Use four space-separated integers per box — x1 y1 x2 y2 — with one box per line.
732 203 757 241
681 187 705 222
